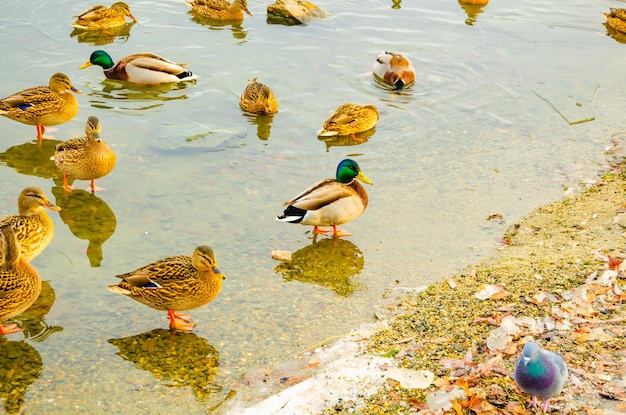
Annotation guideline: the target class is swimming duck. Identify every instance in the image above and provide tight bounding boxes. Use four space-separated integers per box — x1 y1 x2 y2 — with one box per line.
0 224 42 335
317 103 379 137
71 2 137 30
186 0 252 21
276 159 372 237
51 116 117 193
108 246 225 331
0 73 81 146
0 187 61 263
239 78 278 115
80 50 197 84
605 8 626 36
372 51 415 90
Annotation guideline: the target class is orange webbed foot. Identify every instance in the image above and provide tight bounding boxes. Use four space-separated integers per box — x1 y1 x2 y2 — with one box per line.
331 224 351 237
0 324 22 335
168 310 195 331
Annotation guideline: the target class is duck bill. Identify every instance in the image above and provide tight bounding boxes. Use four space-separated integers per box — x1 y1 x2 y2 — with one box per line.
244 8 253 16
71 86 83 94
213 267 226 279
356 171 373 185
79 61 93 70
128 14 138 22
45 203 61 212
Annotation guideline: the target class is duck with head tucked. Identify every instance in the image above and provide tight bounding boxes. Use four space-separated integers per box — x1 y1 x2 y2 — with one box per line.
0 187 61 263
71 2 137 30
317 103 379 138
80 50 197 85
372 51 415 90
0 73 81 146
108 245 225 331
239 78 278 115
0 224 42 335
186 0 252 21
51 116 117 193
277 159 372 237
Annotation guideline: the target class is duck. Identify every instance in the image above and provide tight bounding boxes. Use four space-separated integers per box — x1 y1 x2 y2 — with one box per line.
372 51 415 90
71 2 137 30
108 245 226 331
0 73 81 147
317 103 379 137
79 50 197 84
51 116 117 193
0 187 61 263
459 0 489 5
604 8 626 35
186 0 252 21
239 78 278 115
0 224 42 335
276 159 372 237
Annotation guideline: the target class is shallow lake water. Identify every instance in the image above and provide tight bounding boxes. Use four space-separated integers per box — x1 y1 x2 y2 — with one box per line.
1 0 626 413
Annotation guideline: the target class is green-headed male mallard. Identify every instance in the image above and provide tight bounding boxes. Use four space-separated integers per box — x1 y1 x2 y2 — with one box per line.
71 2 137 30
80 50 197 84
108 246 225 331
317 103 379 137
372 51 415 90
277 159 372 237
0 73 81 147
186 0 252 21
0 187 61 263
239 78 278 115
51 116 117 193
0 224 42 335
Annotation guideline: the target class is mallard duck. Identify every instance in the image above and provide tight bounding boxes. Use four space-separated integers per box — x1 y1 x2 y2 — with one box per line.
0 73 81 146
108 245 225 331
186 0 252 21
0 224 42 335
239 78 278 115
276 159 372 237
71 2 137 30
0 187 61 262
372 51 415 90
605 8 626 35
317 103 379 137
80 50 197 84
51 116 116 193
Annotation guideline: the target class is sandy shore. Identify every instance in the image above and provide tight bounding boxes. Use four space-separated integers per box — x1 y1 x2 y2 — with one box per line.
220 159 626 414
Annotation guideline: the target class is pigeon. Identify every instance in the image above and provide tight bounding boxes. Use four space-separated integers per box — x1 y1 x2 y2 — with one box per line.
514 342 568 412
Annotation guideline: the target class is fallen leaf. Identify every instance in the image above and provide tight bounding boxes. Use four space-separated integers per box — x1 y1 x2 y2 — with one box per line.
384 367 435 389
475 284 511 301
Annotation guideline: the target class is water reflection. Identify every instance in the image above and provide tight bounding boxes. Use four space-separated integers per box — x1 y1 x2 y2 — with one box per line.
0 339 42 415
317 128 377 152
108 329 222 401
274 238 364 296
83 79 193 111
458 1 488 26
69 22 135 46
188 13 247 41
51 187 116 267
0 139 62 180
391 0 402 9
6 281 63 342
241 112 275 140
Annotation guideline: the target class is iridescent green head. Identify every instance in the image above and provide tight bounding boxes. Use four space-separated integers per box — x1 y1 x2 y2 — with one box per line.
336 159 373 185
80 50 115 70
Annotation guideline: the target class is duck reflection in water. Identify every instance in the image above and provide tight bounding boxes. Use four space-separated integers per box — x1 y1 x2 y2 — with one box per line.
274 238 364 296
69 22 135 46
241 112 275 140
51 186 116 267
458 0 489 26
108 328 223 402
0 139 63 179
7 281 63 342
317 128 376 152
84 79 192 111
0 339 42 415
187 13 248 41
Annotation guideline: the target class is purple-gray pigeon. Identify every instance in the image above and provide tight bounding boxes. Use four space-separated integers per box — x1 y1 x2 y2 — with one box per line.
514 342 568 412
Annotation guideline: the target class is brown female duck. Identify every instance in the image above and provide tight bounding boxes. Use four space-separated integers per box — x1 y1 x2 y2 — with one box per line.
186 0 252 21
317 103 379 137
239 78 278 115
71 2 137 30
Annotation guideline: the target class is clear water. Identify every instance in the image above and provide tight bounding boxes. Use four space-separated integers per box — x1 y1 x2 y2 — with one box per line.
0 0 623 413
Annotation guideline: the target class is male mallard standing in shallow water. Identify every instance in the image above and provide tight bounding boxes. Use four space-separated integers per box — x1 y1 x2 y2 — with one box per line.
0 224 42 335
0 73 81 147
80 50 197 84
372 51 415 90
71 2 137 30
108 246 225 331
317 103 379 137
239 78 278 115
0 187 61 262
186 0 252 21
277 159 372 237
51 116 117 193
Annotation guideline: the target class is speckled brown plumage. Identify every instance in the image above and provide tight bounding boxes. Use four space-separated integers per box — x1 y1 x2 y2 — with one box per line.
239 78 278 115
0 187 61 262
186 0 252 20
71 2 137 30
0 224 42 334
317 103 379 137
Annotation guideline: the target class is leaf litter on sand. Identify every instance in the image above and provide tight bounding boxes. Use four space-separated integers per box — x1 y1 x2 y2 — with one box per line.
323 161 626 415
